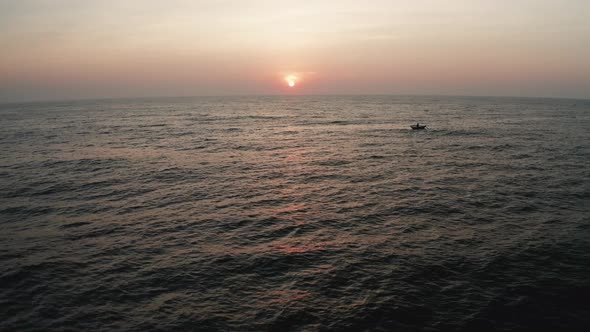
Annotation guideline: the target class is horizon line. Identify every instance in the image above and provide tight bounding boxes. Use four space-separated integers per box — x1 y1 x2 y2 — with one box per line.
1 93 589 106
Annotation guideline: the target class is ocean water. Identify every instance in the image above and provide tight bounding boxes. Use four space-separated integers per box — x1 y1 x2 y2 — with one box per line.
0 95 589 331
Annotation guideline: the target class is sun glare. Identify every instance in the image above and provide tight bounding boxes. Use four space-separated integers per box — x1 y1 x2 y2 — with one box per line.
285 75 297 88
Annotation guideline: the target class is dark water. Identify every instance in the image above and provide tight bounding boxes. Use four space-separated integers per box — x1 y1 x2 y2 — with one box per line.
1 95 589 331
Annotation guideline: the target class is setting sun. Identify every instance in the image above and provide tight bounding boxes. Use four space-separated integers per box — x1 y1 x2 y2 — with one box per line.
285 75 297 88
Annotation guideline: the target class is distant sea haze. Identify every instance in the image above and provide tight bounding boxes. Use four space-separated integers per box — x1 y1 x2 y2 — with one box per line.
1 96 589 331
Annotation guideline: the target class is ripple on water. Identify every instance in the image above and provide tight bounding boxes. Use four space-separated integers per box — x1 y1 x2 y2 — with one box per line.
0 96 589 331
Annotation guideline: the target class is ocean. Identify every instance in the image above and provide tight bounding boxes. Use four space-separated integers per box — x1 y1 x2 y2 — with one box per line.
1 95 589 331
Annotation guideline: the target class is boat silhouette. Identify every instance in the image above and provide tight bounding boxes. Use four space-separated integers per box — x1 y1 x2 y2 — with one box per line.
411 123 426 130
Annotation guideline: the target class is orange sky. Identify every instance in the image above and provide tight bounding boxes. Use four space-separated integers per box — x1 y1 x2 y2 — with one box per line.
1 0 589 102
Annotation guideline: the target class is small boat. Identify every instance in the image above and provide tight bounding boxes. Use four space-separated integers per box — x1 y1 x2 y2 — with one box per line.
411 123 426 130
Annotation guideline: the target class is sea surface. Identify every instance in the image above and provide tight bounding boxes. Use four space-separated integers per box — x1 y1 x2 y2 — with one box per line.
1 95 589 331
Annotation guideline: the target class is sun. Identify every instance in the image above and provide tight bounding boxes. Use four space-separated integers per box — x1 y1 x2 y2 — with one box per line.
285 75 297 88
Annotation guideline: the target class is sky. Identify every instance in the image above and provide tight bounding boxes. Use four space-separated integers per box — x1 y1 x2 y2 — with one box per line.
1 0 589 102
